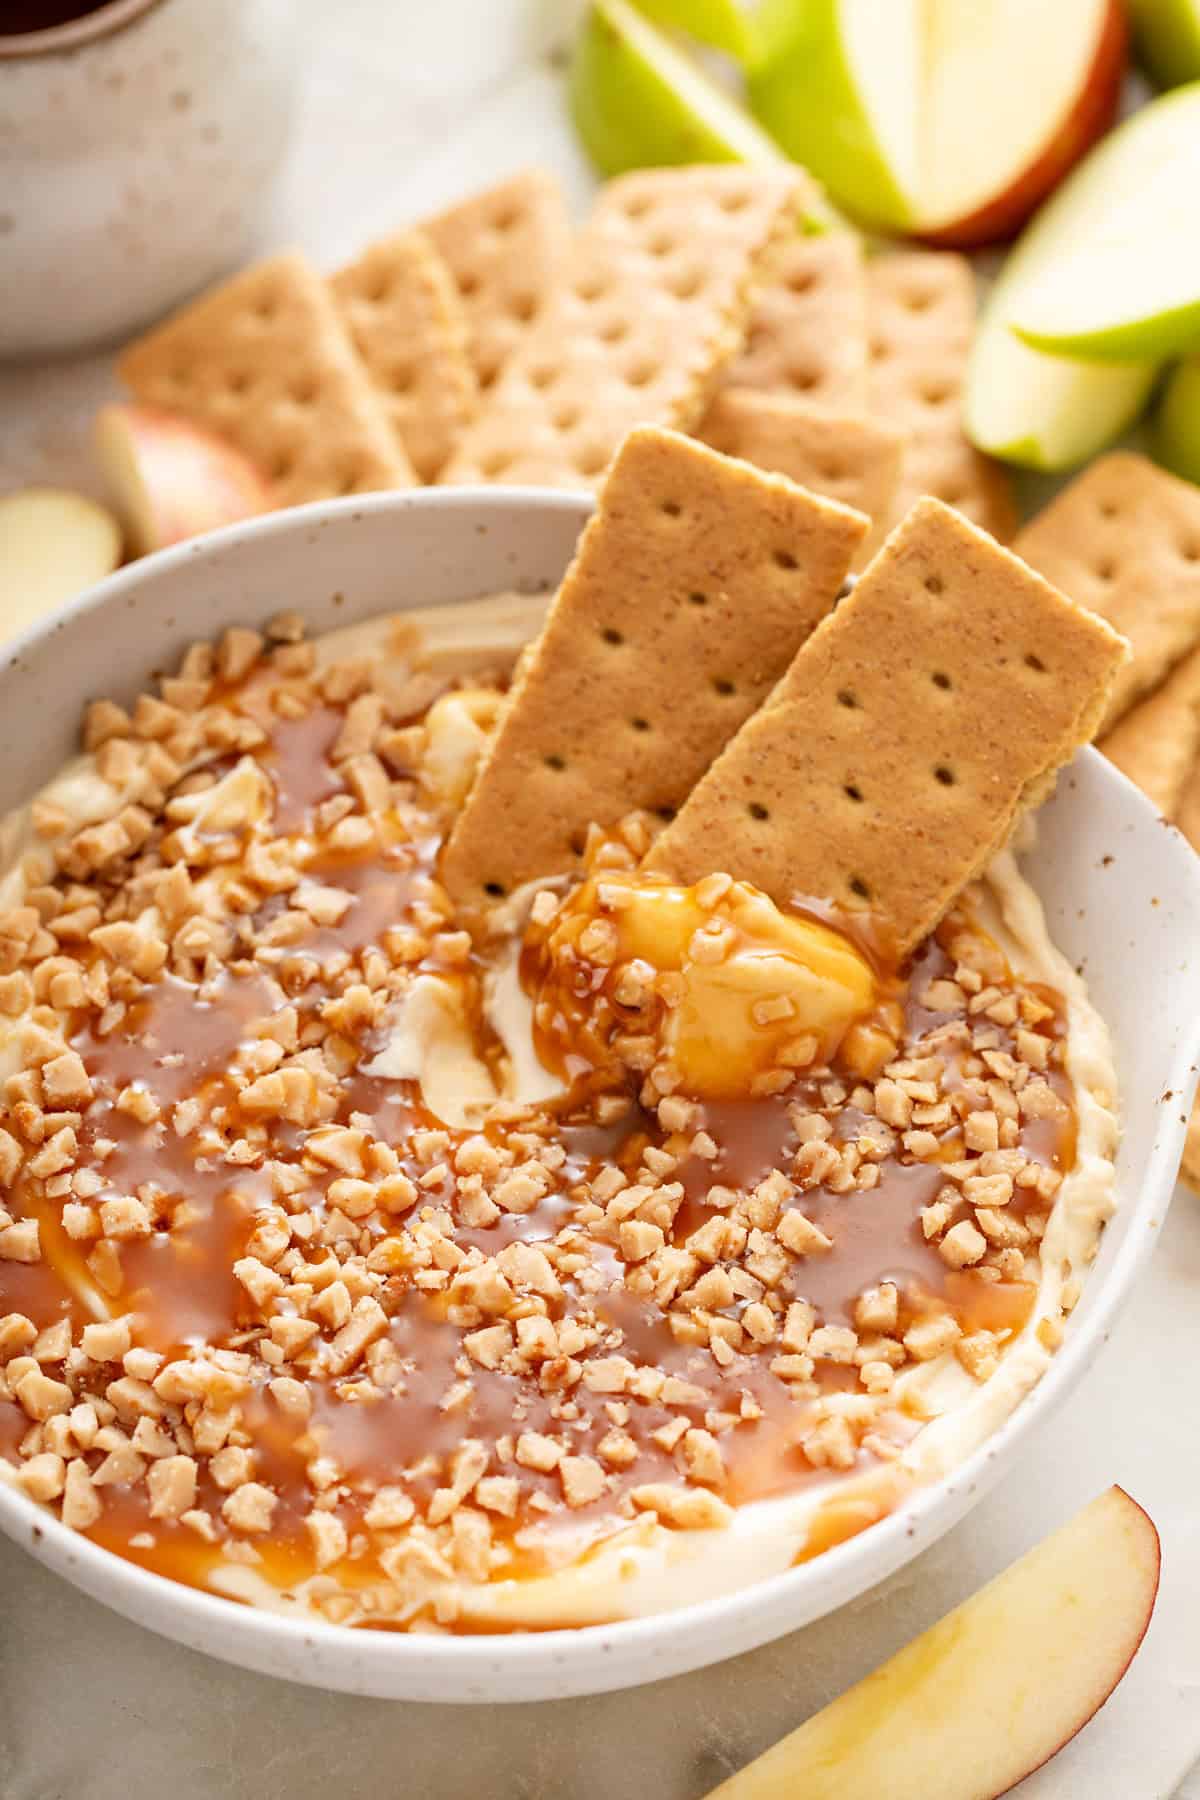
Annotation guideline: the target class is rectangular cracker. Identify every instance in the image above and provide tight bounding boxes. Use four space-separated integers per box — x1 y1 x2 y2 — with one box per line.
331 230 476 483
720 230 868 409
699 388 904 570
119 251 414 506
647 497 1128 954
421 168 571 393
440 425 867 911
865 251 1017 543
1016 452 1200 728
440 164 816 492
1098 642 1200 816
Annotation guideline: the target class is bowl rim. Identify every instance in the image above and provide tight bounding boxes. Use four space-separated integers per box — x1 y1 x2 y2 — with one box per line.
1 485 1198 1698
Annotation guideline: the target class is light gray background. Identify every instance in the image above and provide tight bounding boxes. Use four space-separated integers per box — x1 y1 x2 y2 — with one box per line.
1 5 1199 1795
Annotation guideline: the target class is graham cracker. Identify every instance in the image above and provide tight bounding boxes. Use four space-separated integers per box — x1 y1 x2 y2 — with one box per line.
1098 642 1200 816
699 388 904 569
119 252 414 506
421 169 571 392
1016 453 1200 729
865 251 1016 543
440 425 867 911
720 230 868 408
440 165 816 492
647 497 1128 954
331 229 476 483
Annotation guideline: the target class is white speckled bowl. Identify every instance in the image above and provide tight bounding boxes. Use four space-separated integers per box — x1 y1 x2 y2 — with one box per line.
1 489 1198 1701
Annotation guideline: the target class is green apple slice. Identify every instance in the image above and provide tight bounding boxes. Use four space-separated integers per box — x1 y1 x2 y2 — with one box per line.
1128 0 1200 86
1007 85 1200 361
629 0 764 68
569 0 787 180
747 0 919 233
1155 354 1200 482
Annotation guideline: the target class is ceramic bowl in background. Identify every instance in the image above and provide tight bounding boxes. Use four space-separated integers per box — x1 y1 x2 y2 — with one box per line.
0 0 297 359
0 488 1197 1700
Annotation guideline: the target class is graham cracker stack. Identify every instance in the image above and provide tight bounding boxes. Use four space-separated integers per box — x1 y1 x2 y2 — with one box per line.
440 425 867 911
721 230 869 409
331 230 476 483
118 252 414 506
440 165 817 492
866 251 1017 543
1099 643 1200 817
1016 452 1200 729
421 168 572 392
699 389 904 569
647 498 1128 955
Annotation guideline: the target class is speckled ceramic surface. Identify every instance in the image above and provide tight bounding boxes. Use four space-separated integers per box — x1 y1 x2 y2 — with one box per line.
0 0 298 357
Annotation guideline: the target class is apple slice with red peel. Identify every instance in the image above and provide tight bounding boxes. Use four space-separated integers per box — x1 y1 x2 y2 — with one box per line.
747 0 1125 246
0 487 122 637
707 1486 1160 1800
94 404 270 558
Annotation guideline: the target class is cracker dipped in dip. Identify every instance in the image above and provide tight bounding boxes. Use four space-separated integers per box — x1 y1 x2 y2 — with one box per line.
0 429 1125 1632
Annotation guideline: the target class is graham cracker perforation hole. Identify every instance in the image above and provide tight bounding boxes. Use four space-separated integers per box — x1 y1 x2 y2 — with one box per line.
660 499 682 518
544 754 566 771
254 294 279 322
491 205 519 233
1098 499 1118 519
748 801 769 820
511 294 537 323
484 880 506 898
227 371 252 396
924 574 944 595
1181 541 1200 564
844 783 864 802
458 271 481 299
774 549 799 571
1025 652 1047 673
849 875 871 900
655 806 676 823
934 765 956 787
688 591 707 607
932 671 952 690
836 690 858 708
787 367 819 392
630 716 651 732
713 678 736 696
1095 559 1116 581
569 830 587 856
291 377 318 406
601 627 624 646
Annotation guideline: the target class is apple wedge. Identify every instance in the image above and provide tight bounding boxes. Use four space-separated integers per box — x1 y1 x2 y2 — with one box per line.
1129 0 1200 85
707 1486 1160 1800
1155 354 1200 483
94 404 270 558
569 0 787 179
0 487 122 638
1009 85 1200 363
746 0 1124 246
964 166 1158 472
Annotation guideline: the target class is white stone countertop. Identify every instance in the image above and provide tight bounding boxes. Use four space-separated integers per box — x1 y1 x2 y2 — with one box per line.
1 4 1198 1795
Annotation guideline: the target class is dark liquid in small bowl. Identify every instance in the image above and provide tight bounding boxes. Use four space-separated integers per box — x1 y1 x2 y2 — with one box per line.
0 1 113 32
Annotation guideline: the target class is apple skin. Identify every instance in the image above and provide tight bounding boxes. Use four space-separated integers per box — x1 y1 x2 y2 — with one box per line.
1128 0 1200 85
570 0 787 178
94 404 270 557
707 1486 1160 1800
629 0 764 68
921 0 1127 248
747 0 916 234
1155 354 1200 483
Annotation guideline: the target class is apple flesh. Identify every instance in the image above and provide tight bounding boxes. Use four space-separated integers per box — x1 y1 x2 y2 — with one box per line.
1128 0 1200 86
569 0 787 179
1155 354 1200 484
94 404 270 558
963 118 1160 471
707 1486 1160 1800
747 0 1124 246
0 487 122 637
1009 85 1200 363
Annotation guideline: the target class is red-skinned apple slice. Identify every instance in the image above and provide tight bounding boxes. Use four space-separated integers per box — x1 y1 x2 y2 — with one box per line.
95 405 270 557
748 0 1125 247
0 487 122 636
706 1486 1160 1800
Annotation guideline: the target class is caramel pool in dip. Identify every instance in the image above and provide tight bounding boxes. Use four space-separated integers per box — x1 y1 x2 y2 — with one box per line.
0 598 1118 1631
